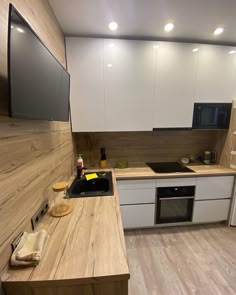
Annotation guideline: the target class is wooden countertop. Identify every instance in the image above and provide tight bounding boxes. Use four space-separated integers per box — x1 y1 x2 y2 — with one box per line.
2 164 235 288
115 164 236 179
2 171 130 287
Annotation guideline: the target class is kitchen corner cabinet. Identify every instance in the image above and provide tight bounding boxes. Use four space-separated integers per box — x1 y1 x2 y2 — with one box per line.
120 204 155 228
196 44 236 102
66 38 106 132
103 39 156 131
118 180 156 228
153 42 198 128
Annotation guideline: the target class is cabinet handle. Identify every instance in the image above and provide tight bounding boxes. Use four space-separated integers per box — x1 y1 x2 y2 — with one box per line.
158 196 194 201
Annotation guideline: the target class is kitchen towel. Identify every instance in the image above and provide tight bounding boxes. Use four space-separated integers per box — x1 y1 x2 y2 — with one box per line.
10 229 49 266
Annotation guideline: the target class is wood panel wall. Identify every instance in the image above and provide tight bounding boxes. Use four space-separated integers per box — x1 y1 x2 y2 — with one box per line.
74 130 227 168
0 0 74 276
220 102 236 167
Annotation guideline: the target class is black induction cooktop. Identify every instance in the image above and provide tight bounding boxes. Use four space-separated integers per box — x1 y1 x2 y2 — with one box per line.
146 162 195 173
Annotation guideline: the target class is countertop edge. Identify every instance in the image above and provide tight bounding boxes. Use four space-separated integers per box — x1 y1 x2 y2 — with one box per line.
2 273 130 287
116 172 236 180
114 165 236 180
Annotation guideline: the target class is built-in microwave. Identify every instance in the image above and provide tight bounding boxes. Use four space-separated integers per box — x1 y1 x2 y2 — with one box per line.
192 103 232 129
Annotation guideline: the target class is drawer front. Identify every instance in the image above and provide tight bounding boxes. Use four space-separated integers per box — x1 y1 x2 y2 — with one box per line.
156 177 196 187
195 176 234 200
117 179 156 190
118 188 155 205
193 199 230 223
120 204 155 228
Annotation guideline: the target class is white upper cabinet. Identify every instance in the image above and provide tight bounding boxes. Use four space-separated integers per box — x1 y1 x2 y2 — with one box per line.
153 42 199 128
66 38 236 132
103 39 156 131
196 44 236 102
66 38 106 132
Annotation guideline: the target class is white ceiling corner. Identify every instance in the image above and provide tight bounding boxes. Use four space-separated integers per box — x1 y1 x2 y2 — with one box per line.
49 0 236 45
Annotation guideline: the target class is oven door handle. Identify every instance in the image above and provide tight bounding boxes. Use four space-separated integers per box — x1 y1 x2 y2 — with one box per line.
158 196 194 201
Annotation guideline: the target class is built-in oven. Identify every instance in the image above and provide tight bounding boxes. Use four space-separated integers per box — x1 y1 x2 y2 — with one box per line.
155 186 195 224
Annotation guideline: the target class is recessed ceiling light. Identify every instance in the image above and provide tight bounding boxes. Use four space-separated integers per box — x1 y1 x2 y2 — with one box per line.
229 50 236 54
164 23 174 32
107 64 113 68
16 27 24 33
108 22 118 31
192 48 199 52
213 27 224 35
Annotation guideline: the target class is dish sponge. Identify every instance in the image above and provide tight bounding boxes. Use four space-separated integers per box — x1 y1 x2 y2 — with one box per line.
85 173 98 181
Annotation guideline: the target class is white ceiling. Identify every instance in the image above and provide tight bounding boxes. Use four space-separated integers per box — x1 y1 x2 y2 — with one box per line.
49 0 236 45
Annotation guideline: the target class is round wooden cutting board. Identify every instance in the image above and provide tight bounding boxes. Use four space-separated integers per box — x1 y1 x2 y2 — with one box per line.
52 181 68 191
50 202 74 217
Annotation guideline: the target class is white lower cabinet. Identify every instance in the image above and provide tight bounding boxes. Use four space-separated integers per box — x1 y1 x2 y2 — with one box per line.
192 199 231 223
118 189 155 205
120 204 155 228
192 176 233 224
195 176 234 200
117 176 234 229
118 180 156 228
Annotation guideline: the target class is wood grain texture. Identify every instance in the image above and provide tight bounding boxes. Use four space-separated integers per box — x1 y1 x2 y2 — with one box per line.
2 280 128 295
2 173 130 295
125 224 236 295
49 201 74 217
220 105 236 168
114 165 236 180
0 0 74 276
75 130 227 168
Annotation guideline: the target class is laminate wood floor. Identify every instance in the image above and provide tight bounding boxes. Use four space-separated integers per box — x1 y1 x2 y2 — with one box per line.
125 224 236 295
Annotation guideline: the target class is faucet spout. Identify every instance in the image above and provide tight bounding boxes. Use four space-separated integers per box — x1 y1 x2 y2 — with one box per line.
77 166 86 179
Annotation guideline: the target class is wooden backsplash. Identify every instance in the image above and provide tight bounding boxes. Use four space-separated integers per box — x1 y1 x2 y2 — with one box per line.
74 130 227 168
0 0 74 275
220 104 236 167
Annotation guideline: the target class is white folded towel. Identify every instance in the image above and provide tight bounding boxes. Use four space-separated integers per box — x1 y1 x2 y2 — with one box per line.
10 230 49 266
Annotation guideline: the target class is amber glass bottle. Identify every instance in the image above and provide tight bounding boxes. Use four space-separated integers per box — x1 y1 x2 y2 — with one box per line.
100 147 107 168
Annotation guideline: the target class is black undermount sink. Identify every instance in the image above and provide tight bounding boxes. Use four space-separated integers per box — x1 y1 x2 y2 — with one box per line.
68 171 114 198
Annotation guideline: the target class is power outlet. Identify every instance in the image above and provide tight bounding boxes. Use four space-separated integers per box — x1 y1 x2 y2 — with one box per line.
11 232 23 251
31 200 49 230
